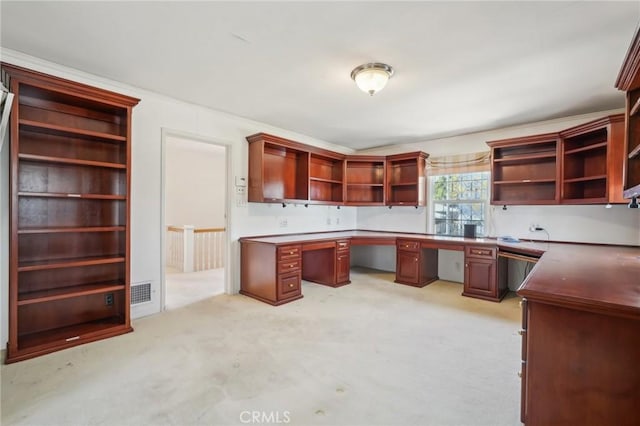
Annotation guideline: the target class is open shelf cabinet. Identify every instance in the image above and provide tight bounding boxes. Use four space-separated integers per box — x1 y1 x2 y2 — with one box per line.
246 133 311 203
344 156 386 205
2 63 139 363
616 25 640 200
309 152 344 204
246 134 426 207
559 115 625 204
487 134 560 205
385 152 428 206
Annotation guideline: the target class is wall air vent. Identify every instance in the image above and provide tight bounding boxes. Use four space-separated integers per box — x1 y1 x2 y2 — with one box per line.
131 282 152 305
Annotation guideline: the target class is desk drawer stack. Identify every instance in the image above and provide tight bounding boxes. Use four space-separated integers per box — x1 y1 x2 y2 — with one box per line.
240 242 303 305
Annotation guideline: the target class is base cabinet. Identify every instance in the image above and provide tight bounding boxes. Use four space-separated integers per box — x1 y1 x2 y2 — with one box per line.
240 242 303 305
394 239 438 287
519 299 640 425
462 246 506 302
335 240 351 285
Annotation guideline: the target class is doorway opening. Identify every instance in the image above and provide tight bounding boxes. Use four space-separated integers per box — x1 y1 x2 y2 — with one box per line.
162 132 228 310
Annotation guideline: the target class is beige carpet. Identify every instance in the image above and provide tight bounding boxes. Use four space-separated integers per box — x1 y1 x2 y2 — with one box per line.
165 267 226 310
1 267 522 425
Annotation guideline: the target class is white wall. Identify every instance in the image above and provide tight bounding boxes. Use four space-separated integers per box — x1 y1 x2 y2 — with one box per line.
353 110 640 282
0 48 358 347
165 136 226 229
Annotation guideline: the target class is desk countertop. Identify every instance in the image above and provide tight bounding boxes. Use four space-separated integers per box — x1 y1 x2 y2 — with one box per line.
240 230 640 317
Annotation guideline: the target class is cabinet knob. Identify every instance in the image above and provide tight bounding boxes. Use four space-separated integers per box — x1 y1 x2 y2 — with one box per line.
290 251 294 255
518 329 525 336
290 265 294 268
289 283 294 288
465 263 468 268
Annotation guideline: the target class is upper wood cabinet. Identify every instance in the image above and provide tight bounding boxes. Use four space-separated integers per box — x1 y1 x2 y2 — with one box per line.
344 155 386 206
386 152 428 207
559 115 625 204
309 151 344 204
615 25 640 200
2 63 139 363
487 114 625 205
246 133 427 207
487 134 560 205
246 133 310 203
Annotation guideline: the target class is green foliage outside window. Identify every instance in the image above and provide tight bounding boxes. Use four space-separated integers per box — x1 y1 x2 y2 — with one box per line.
432 172 489 237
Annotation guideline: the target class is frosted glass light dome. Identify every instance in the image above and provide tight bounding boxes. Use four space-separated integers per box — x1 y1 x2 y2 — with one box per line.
351 63 394 96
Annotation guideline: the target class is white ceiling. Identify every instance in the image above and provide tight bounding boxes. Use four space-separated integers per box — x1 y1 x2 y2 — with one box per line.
1 1 639 149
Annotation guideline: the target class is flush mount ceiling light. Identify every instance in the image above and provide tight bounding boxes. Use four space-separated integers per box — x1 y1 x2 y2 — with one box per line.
350 62 394 96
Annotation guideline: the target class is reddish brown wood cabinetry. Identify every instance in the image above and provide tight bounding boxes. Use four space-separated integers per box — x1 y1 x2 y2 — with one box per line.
241 242 303 305
344 156 386 205
487 115 626 205
246 133 427 207
2 63 139 363
488 134 560 205
519 299 640 424
386 152 427 207
394 239 438 287
615 25 640 200
335 239 351 285
246 134 309 203
462 245 506 302
560 115 626 204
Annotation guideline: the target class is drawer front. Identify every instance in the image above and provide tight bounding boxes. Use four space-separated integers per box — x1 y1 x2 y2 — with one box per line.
277 259 301 274
465 245 496 259
397 239 420 252
336 240 351 252
277 273 301 300
278 245 301 261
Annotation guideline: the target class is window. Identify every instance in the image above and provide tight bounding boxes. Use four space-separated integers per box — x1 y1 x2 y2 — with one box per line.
430 171 489 237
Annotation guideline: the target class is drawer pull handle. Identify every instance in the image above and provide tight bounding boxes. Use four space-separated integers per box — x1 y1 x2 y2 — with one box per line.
518 329 525 336
66 336 80 342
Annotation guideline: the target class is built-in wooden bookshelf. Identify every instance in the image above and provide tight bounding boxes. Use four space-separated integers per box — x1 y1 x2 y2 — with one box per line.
344 156 385 205
487 114 625 206
615 25 640 200
386 152 427 206
246 133 426 207
2 63 139 363
309 152 344 204
487 134 560 205
560 115 625 204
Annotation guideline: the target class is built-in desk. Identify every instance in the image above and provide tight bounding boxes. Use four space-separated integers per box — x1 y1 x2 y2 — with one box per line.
240 230 505 305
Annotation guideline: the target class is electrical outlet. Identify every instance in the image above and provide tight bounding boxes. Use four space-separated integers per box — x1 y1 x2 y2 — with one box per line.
279 219 288 228
326 218 331 225
529 223 539 232
104 293 114 306
336 217 340 225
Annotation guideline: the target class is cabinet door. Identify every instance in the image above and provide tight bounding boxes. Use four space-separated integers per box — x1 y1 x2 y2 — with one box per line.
464 258 496 296
396 250 419 284
336 252 350 284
